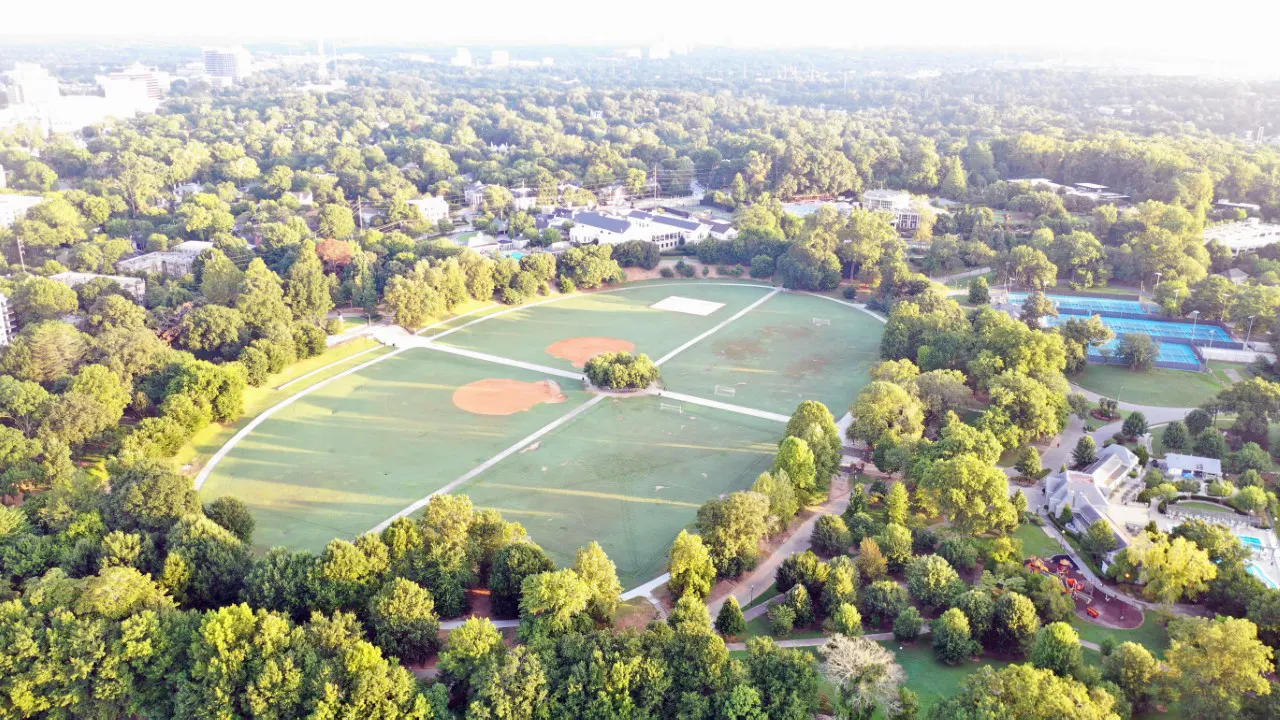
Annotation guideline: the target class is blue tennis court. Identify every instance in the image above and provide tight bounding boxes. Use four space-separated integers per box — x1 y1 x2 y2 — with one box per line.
1089 337 1200 364
1008 292 1153 317
1043 315 1205 366
1090 316 1231 344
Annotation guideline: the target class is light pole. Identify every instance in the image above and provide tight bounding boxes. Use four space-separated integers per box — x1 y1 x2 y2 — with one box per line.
1245 315 1257 350
1153 271 1162 289
1189 310 1201 351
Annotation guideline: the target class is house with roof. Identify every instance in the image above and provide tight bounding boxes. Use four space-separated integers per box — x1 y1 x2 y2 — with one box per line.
1220 268 1250 285
408 195 450 225
1161 453 1223 480
709 220 738 241
859 189 921 234
463 181 487 208
511 187 539 212
1044 444 1141 564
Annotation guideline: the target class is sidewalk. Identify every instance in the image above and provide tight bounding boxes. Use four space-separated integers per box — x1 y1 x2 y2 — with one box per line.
708 476 852 618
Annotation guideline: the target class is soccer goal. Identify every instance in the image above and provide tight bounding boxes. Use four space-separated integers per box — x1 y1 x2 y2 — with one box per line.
714 385 737 398
659 402 684 414
812 317 831 326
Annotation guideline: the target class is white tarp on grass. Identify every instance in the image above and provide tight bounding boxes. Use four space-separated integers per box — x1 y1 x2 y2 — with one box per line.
650 296 725 316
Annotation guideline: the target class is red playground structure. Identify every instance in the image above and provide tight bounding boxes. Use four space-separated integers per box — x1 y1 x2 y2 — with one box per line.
1025 556 1096 603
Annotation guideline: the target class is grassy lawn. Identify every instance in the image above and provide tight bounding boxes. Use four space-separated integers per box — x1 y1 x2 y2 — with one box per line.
1071 614 1169 655
881 644 1011 715
1173 500 1234 513
742 582 779 611
742 612 826 641
174 338 387 473
1073 363 1231 408
334 315 369 333
1014 523 1063 559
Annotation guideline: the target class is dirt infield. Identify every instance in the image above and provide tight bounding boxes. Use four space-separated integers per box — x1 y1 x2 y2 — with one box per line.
546 337 636 367
453 378 568 416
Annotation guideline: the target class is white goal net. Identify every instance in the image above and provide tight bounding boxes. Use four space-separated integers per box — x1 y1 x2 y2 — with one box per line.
714 385 737 397
812 317 831 326
659 402 684 414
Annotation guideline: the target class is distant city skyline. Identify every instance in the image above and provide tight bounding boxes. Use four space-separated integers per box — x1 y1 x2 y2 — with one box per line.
4 0 1279 70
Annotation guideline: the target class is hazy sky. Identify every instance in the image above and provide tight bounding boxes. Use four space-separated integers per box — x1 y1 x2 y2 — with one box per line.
6 0 1280 64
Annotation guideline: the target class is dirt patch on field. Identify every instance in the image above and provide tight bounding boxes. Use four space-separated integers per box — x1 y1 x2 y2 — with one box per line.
453 378 568 416
546 336 635 367
715 325 814 362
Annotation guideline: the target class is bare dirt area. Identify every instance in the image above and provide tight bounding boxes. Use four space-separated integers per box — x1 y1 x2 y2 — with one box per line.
452 378 568 416
545 336 636 367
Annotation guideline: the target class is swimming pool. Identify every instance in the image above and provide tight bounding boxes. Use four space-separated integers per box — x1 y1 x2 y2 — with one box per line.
1008 292 1154 317
1240 535 1264 549
1248 564 1278 589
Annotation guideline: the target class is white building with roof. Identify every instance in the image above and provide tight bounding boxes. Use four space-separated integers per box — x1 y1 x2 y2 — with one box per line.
50 271 146 300
116 240 214 277
203 46 253 83
1205 219 1280 257
569 210 709 251
1044 444 1141 561
408 195 449 224
1161 453 1223 480
463 181 487 208
859 189 921 234
0 194 44 227
0 292 13 346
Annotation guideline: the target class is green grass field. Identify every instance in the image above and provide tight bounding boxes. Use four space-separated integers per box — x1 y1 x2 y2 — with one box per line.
1073 363 1233 407
462 395 782 587
660 292 883 416
198 280 883 585
200 349 593 551
1014 523 1062 559
437 282 776 370
1172 500 1233 513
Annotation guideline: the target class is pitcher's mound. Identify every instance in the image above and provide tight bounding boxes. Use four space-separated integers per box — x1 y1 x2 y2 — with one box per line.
546 336 636 367
453 379 568 416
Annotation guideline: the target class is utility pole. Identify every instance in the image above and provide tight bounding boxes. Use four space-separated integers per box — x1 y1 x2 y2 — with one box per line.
357 196 364 230
15 235 25 272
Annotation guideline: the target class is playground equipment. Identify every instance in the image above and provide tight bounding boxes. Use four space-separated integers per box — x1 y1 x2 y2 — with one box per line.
1024 556 1095 603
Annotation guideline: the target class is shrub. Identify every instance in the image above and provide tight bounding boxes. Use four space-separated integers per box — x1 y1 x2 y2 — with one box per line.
842 286 857 300
829 602 862 636
861 580 908 627
659 267 675 278
811 515 852 556
768 603 796 637
893 606 923 641
583 352 660 390
324 317 344 335
750 255 775 278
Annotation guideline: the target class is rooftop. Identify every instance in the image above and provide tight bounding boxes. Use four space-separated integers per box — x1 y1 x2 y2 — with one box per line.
574 211 632 234
1163 453 1223 476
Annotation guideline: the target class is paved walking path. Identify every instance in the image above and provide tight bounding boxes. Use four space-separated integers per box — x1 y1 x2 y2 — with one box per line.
708 477 852 618
410 339 585 381
656 390 790 423
368 395 608 535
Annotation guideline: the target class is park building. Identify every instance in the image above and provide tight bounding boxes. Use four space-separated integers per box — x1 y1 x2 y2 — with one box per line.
569 210 710 251
1204 218 1280 257
1044 444 1142 565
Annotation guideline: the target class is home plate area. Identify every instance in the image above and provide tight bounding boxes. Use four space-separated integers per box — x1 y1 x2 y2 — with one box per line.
650 295 725 316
